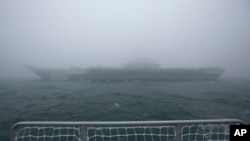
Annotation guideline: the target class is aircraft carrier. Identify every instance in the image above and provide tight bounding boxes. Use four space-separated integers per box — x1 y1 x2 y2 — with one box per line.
26 62 224 81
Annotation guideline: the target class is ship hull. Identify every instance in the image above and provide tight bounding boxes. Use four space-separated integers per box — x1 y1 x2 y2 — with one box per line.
26 66 224 81
70 69 223 81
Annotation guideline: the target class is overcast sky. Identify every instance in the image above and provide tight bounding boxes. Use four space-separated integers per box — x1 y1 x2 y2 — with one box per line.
0 0 250 78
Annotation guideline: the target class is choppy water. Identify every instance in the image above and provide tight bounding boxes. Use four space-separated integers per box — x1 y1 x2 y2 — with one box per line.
1 79 250 140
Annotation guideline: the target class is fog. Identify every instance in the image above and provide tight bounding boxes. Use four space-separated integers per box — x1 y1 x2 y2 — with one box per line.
0 0 249 79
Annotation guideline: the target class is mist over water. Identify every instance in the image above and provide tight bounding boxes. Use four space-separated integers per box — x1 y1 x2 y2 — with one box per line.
0 0 250 79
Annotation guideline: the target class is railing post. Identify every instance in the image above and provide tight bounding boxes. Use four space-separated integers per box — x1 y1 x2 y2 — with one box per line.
10 125 19 141
176 124 181 141
81 125 87 141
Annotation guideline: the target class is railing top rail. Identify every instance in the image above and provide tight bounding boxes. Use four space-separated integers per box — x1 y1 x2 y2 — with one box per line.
11 119 244 129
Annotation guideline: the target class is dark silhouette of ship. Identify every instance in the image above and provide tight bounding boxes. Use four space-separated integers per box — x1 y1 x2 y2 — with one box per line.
25 61 224 81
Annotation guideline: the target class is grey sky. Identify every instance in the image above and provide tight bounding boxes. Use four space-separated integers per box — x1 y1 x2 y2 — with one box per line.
0 0 250 78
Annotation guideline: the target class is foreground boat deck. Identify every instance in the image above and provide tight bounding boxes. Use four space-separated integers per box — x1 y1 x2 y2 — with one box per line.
11 119 244 141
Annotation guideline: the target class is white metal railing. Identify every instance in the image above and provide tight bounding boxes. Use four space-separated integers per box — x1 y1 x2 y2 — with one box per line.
11 119 244 141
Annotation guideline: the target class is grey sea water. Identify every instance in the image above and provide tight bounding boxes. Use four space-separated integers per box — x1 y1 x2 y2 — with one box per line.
0 79 250 140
